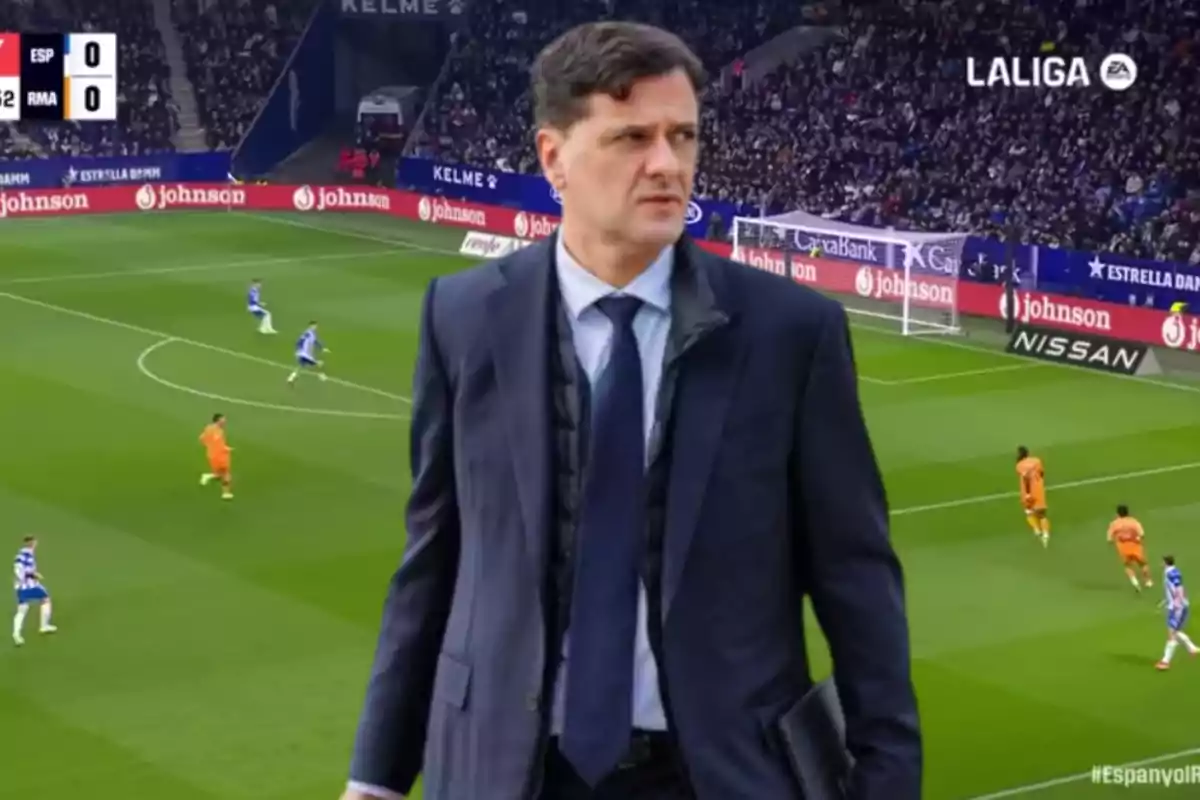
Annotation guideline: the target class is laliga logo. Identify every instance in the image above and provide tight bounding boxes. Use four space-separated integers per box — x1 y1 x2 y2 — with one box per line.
685 200 703 225
135 184 157 211
854 266 875 297
418 196 433 222
292 185 315 211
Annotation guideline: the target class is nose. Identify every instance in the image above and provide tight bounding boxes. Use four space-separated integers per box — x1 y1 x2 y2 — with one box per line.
644 134 682 178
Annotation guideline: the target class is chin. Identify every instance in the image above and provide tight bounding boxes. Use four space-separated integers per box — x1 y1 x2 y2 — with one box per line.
629 218 685 248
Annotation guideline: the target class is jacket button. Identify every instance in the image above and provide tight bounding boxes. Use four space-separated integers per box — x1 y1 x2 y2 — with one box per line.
526 693 540 711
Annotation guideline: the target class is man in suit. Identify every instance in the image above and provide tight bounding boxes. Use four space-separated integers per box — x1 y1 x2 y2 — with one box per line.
343 20 920 800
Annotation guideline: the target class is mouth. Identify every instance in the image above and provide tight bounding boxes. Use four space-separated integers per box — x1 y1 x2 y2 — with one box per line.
639 196 683 208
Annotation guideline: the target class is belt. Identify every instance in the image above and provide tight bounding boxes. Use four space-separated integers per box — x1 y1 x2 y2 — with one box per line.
550 729 673 771
617 729 673 770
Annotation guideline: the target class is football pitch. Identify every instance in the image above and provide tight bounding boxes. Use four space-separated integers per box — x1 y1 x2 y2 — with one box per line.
2 210 1199 799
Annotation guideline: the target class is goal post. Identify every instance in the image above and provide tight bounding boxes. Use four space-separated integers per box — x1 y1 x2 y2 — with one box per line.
731 211 969 336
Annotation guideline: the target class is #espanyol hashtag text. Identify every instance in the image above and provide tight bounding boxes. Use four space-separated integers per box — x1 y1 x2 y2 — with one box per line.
1092 763 1200 788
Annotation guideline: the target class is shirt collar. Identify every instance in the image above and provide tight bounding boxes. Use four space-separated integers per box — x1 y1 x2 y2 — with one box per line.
555 234 673 320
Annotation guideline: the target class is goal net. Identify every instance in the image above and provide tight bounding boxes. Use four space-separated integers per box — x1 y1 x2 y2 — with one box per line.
731 211 969 336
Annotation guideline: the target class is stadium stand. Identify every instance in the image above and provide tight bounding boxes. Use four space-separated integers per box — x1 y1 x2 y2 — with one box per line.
170 0 318 151
7 0 180 158
406 0 811 170
412 0 1199 263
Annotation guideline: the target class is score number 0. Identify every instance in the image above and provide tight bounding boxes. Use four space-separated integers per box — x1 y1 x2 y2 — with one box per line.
68 33 116 120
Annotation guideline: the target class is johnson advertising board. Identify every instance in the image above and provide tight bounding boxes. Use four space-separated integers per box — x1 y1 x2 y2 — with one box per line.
2 182 1198 353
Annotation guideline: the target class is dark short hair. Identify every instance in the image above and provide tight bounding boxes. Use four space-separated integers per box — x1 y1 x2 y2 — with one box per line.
531 21 706 131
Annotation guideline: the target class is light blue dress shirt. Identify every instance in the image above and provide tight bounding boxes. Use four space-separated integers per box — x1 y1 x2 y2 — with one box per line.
550 235 673 736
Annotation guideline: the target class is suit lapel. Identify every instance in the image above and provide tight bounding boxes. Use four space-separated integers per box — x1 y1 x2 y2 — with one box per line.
661 240 743 621
487 238 554 577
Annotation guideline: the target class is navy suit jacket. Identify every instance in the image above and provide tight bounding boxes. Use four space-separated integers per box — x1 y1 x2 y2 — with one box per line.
348 233 921 799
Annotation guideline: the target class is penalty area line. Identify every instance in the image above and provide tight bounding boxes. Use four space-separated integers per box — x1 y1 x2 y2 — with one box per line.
136 338 408 421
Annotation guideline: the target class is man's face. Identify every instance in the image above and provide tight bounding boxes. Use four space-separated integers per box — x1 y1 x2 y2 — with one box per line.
537 68 699 251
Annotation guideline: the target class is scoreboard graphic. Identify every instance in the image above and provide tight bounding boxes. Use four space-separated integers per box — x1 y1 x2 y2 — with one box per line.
0 32 118 121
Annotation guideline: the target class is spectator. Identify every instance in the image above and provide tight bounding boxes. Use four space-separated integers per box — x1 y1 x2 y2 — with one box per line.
170 0 315 150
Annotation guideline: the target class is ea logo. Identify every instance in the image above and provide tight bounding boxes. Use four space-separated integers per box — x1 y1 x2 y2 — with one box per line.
684 201 703 225
1098 53 1137 91
1162 315 1186 349
514 212 529 238
417 197 432 222
135 184 156 211
854 267 874 297
292 185 314 211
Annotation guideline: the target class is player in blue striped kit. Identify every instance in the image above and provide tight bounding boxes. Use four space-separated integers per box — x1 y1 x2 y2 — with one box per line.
287 321 328 385
248 279 277 334
13 535 57 646
1157 555 1198 670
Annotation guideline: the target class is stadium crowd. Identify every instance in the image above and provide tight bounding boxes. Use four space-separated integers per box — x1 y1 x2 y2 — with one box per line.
0 0 1195 264
171 0 316 150
414 0 1199 263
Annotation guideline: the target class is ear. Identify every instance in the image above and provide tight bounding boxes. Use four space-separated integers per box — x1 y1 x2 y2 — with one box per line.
536 126 567 191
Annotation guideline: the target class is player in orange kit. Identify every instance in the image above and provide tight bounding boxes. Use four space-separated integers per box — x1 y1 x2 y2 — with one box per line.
199 413 233 500
1107 504 1152 592
1016 446 1050 547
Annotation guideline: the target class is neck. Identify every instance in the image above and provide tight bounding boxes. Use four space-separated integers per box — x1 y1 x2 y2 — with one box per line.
559 222 663 288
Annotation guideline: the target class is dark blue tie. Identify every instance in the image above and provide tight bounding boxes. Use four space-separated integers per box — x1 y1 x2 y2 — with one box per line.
560 295 645 787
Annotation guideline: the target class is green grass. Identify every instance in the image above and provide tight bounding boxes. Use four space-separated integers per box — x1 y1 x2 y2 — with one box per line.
1 210 1199 799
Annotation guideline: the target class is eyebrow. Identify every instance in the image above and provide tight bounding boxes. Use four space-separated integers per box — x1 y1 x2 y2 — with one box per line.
604 122 699 140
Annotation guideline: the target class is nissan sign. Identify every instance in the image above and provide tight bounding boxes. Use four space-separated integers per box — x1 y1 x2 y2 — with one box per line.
1005 324 1160 376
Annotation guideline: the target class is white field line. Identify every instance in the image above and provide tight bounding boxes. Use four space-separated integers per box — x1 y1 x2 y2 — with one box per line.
963 746 1200 799
0 290 410 404
891 460 1200 516
136 338 406 421
887 362 1045 386
0 248 404 286
861 363 1043 386
237 211 469 258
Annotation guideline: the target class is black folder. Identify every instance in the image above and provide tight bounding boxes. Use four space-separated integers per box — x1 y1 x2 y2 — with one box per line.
776 678 854 800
